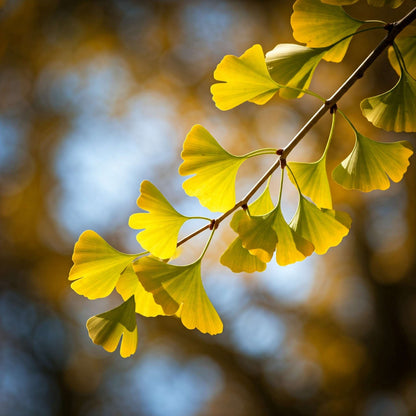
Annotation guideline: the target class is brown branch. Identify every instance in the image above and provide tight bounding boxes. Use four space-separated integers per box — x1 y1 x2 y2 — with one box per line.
177 5 416 249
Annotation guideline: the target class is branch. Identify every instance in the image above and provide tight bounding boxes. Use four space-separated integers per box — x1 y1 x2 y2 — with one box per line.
177 5 416 249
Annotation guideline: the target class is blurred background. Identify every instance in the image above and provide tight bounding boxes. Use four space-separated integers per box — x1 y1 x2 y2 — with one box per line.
1 0 416 415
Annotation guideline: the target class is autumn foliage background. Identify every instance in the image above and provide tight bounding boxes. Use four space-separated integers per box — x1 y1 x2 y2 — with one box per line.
1 0 416 415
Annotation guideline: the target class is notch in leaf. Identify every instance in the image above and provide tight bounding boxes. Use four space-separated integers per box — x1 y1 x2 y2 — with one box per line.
69 230 139 299
291 0 363 62
211 44 280 110
134 257 223 335
129 180 194 259
86 296 138 358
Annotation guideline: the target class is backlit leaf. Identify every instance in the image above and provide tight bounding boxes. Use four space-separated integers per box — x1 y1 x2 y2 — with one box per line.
332 131 413 191
211 44 280 110
69 230 138 299
388 28 416 78
291 0 363 62
367 0 404 8
129 180 190 259
290 195 351 255
179 124 247 212
265 43 327 99
360 67 416 132
134 257 223 335
321 0 359 4
86 296 137 358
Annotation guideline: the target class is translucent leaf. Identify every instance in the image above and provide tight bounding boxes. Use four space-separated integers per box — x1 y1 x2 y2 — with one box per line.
388 29 416 78
210 44 280 110
116 264 173 317
332 131 413 191
220 184 273 273
134 257 223 335
367 0 404 8
265 43 327 99
86 296 138 358
129 180 190 259
321 0 359 4
291 0 363 62
360 68 416 132
288 156 332 209
290 195 351 255
179 125 247 212
69 230 137 299
273 207 314 266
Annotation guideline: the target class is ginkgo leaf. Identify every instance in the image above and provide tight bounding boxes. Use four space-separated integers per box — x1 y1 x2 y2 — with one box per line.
179 125 247 212
134 257 223 335
210 44 280 110
86 296 138 358
69 230 138 299
129 180 190 259
367 0 404 8
360 67 416 132
388 30 416 78
116 264 176 317
265 43 328 99
290 195 351 255
288 156 332 209
321 0 359 5
221 184 274 273
273 206 314 266
291 0 363 62
332 131 413 191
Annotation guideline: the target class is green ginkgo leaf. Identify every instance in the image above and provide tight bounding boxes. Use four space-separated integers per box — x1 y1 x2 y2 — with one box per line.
129 180 190 259
210 44 280 111
360 67 416 132
179 125 248 212
290 195 351 255
220 184 274 273
273 206 314 266
265 43 328 99
332 131 413 191
321 0 359 5
367 0 404 8
291 0 363 62
134 257 223 335
287 156 332 209
388 29 416 78
69 230 138 299
116 264 176 317
86 296 138 358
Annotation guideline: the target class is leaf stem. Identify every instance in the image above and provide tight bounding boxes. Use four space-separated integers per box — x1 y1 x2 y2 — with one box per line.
198 227 216 261
321 112 337 160
244 148 279 158
277 170 284 208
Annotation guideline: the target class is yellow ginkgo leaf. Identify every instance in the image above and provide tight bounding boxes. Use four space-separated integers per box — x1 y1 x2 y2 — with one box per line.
86 296 138 358
69 230 138 299
116 264 176 317
129 180 190 259
265 43 328 99
388 29 416 78
210 44 280 111
179 125 247 212
134 257 223 335
290 195 351 255
287 156 332 209
367 0 404 8
332 131 413 192
360 67 416 132
291 0 363 62
273 207 314 266
321 0 359 4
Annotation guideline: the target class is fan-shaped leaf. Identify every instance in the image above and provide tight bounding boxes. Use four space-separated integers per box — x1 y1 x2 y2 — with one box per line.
116 264 175 317
86 296 137 358
134 257 223 335
179 125 247 212
321 0 359 4
265 43 327 99
290 195 351 255
291 0 363 62
210 44 280 110
129 180 190 259
332 131 413 191
367 0 404 8
360 68 416 132
69 230 138 299
388 29 416 78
